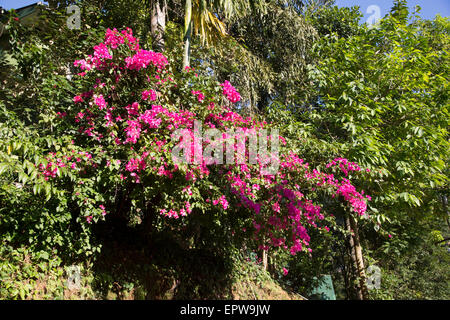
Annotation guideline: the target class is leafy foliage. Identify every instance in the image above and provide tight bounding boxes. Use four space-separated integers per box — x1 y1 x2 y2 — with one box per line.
0 0 448 300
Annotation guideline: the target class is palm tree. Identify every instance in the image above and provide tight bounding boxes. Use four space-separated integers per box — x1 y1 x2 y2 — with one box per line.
182 0 266 68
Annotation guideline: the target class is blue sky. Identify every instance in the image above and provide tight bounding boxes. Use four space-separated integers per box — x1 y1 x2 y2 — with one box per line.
1 0 449 20
0 0 44 10
335 0 449 22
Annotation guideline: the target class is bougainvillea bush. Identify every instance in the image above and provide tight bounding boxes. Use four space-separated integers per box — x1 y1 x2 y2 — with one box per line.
3 27 372 260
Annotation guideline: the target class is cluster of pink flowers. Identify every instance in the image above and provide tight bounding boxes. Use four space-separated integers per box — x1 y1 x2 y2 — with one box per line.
73 27 160 76
142 89 157 101
38 151 93 180
159 201 192 219
66 28 373 256
336 179 368 216
99 204 108 216
94 94 107 110
124 120 141 144
218 149 371 255
38 160 63 179
125 49 168 71
126 102 140 117
104 28 137 50
205 110 256 128
126 157 143 172
73 95 83 103
138 109 162 128
125 152 149 183
326 157 362 176
191 90 205 102
220 81 241 103
156 106 196 130
73 59 93 71
213 195 229 210
93 43 112 60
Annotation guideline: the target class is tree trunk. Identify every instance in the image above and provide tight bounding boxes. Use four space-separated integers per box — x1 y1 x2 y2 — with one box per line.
262 249 268 271
150 0 167 52
183 0 193 69
441 194 450 230
345 215 361 299
347 214 369 299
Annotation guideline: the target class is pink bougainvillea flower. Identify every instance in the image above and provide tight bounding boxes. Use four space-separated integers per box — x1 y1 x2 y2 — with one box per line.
142 89 157 101
94 94 107 110
47 27 374 257
73 95 83 103
220 80 241 103
191 90 205 102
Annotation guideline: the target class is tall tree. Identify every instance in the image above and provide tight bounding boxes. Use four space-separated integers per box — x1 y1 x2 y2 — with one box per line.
150 0 167 51
305 2 449 298
225 1 319 112
181 0 265 68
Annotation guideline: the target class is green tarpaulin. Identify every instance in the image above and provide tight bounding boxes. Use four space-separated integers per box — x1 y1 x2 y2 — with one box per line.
309 275 336 300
